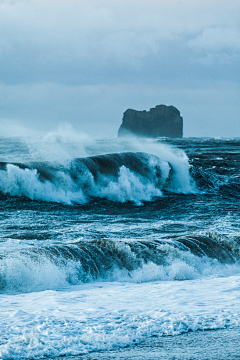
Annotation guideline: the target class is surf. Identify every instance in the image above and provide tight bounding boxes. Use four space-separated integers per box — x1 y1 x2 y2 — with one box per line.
0 151 194 205
0 234 239 294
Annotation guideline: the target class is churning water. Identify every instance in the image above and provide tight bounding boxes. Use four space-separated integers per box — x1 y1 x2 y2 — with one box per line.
0 136 240 358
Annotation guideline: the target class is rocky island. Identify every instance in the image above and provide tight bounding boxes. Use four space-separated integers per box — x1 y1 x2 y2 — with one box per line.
118 105 183 138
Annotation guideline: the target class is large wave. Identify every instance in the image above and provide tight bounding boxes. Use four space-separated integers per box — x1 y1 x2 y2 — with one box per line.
0 151 194 205
0 234 239 293
1 136 238 204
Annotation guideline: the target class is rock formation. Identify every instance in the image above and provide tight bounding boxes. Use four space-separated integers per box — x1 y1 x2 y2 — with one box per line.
118 105 183 138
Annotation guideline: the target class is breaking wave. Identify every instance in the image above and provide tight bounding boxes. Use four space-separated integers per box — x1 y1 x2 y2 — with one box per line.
0 152 193 205
1 234 239 293
0 145 238 206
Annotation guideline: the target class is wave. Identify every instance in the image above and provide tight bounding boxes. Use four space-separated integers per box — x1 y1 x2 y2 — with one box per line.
0 234 239 293
1 147 238 205
0 152 193 205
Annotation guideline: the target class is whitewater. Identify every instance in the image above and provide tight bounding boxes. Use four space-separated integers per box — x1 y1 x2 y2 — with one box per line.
0 135 240 359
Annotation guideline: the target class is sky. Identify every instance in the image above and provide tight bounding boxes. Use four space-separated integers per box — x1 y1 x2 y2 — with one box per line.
0 0 239 138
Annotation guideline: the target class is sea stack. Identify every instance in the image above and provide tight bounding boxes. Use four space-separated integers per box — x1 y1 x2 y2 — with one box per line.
118 105 183 138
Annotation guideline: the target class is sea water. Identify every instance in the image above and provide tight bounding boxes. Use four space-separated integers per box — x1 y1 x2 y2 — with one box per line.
0 136 239 358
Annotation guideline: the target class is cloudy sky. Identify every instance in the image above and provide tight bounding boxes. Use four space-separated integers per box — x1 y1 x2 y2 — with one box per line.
0 0 239 138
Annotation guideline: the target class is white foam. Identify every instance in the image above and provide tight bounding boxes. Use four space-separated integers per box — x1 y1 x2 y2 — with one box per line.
0 164 86 204
98 166 163 205
0 273 240 359
0 252 71 293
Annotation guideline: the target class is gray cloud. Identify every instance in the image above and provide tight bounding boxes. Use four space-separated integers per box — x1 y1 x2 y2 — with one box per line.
0 0 239 137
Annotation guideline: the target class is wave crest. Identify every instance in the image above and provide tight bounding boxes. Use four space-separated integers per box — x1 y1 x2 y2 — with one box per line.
0 152 193 205
0 235 238 293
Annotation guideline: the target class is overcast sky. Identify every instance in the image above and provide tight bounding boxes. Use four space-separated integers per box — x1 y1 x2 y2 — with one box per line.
0 0 239 138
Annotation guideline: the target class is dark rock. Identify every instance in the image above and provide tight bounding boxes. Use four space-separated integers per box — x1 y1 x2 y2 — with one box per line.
118 105 183 138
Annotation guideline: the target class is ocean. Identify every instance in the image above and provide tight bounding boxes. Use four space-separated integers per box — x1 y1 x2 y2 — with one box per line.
0 135 239 359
